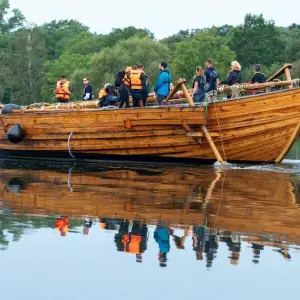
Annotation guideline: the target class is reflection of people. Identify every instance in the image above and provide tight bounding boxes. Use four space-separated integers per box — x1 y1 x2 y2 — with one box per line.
205 229 219 268
115 220 148 263
273 247 291 260
251 243 264 264
170 226 192 250
83 217 93 235
221 232 241 265
99 218 120 231
154 222 170 267
55 216 70 236
192 226 206 261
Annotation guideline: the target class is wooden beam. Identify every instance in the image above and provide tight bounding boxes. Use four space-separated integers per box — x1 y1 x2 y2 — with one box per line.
165 78 186 103
267 63 292 82
180 82 195 107
284 64 292 88
200 125 226 166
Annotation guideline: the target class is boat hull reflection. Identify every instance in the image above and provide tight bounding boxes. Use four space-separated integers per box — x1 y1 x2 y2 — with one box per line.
0 161 300 243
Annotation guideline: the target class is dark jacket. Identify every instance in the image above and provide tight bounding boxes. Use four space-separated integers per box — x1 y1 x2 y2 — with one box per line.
204 67 219 92
193 75 206 98
251 72 266 84
221 70 242 85
82 84 93 100
100 94 120 107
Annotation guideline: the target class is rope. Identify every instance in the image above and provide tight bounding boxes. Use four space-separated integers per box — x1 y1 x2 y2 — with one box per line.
212 169 227 229
68 132 75 159
98 106 118 110
20 102 52 111
67 164 76 192
213 101 227 164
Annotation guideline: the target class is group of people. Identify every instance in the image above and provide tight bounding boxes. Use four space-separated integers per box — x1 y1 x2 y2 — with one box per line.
53 62 171 108
55 216 292 268
191 59 267 102
53 59 267 106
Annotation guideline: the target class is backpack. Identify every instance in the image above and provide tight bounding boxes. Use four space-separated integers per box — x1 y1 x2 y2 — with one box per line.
205 69 218 92
115 71 125 87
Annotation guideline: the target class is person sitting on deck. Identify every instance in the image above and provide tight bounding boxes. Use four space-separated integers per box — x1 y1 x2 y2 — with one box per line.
220 61 242 99
99 84 120 107
53 75 72 103
251 64 267 84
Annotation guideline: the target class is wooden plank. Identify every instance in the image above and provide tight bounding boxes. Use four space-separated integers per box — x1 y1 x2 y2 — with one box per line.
267 63 292 82
275 118 300 163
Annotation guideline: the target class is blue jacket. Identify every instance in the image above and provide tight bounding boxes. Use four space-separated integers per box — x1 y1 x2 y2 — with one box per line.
154 227 170 253
154 68 171 97
101 94 120 107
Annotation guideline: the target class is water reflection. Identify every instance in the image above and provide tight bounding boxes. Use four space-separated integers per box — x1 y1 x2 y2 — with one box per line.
0 158 300 271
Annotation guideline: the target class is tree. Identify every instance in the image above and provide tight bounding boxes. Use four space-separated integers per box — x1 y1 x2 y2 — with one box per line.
89 37 170 92
41 20 90 59
5 28 47 105
101 27 154 48
41 52 92 101
0 0 25 34
280 27 300 62
171 31 236 83
229 14 285 68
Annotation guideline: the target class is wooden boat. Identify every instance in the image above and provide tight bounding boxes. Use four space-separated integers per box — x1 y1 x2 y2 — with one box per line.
1 64 300 164
1 161 300 243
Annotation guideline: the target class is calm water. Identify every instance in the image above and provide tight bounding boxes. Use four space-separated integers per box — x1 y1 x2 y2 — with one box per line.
1 157 300 300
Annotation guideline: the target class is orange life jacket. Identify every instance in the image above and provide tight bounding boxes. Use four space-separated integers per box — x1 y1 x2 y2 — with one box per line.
122 234 142 254
122 66 132 87
98 88 108 100
129 70 144 90
55 81 71 100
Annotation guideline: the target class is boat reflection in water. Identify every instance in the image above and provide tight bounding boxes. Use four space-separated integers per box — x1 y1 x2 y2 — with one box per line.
0 159 300 269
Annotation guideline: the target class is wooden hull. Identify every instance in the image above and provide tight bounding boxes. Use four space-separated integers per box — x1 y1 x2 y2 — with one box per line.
1 88 300 162
1 162 300 242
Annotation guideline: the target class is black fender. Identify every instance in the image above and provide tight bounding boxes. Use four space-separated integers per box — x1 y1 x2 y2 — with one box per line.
7 124 24 143
1 104 20 114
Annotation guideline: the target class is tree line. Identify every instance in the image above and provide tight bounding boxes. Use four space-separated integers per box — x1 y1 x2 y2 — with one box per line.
1 0 300 105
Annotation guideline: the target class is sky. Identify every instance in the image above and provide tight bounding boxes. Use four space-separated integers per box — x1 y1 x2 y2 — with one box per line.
9 0 300 39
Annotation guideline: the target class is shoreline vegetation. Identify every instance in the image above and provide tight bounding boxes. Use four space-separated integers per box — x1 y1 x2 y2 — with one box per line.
1 0 300 105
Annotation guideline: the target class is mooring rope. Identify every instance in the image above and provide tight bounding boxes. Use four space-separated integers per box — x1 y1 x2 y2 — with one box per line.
212 101 227 164
68 132 75 159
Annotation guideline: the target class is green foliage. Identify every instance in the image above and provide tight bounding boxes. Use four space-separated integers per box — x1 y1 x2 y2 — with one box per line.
171 31 236 84
230 14 285 68
0 0 25 34
90 37 170 92
0 2 300 106
41 19 90 59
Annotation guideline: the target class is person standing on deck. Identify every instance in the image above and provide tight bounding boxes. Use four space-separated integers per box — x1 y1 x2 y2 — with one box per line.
251 64 266 83
125 63 149 108
115 66 132 108
204 59 219 102
154 62 171 106
192 66 206 103
53 75 72 103
82 77 93 101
